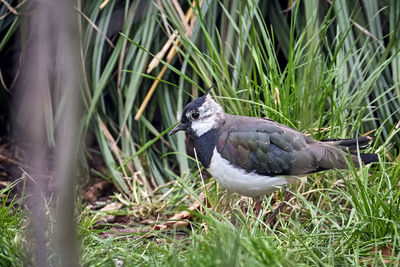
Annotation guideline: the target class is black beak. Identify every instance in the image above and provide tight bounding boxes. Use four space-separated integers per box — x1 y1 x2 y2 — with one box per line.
169 122 186 135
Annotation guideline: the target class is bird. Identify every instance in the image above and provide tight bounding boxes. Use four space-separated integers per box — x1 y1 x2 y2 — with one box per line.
169 91 378 224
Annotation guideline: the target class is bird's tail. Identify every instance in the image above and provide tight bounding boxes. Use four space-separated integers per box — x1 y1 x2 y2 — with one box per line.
311 136 378 169
357 153 379 164
321 136 375 151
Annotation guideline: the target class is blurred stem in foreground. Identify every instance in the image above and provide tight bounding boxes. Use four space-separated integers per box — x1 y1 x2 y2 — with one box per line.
13 0 81 266
53 0 82 266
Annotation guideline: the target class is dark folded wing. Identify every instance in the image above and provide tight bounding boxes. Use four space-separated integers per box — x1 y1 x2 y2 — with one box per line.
216 118 319 176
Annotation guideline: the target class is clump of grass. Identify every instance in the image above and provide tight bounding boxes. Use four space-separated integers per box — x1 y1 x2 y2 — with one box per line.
2 0 400 266
74 1 400 265
77 155 399 266
0 182 29 266
75 0 400 199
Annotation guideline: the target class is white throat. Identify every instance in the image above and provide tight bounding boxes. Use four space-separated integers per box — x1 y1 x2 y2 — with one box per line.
191 94 224 137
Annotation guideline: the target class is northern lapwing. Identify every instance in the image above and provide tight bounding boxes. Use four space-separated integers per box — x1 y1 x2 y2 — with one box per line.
169 91 378 224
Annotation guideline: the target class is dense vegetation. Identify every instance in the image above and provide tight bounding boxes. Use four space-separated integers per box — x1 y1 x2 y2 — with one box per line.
1 0 399 265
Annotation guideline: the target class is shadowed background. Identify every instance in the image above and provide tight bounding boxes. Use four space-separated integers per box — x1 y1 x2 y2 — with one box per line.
0 0 399 265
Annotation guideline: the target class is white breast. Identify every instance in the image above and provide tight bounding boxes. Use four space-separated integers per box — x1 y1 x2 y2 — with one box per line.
207 149 298 198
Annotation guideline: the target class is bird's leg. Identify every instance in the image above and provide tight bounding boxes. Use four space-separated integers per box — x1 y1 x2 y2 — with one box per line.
253 197 262 217
267 190 293 227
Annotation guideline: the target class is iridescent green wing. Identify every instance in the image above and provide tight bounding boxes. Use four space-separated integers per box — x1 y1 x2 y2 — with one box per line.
216 118 318 175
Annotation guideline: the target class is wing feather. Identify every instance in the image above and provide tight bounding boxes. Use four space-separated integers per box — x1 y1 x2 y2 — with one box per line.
217 116 319 175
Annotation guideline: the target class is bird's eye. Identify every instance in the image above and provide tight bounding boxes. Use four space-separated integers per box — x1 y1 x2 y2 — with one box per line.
191 112 200 120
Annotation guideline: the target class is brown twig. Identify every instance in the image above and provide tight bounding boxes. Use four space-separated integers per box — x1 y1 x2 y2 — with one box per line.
172 0 191 35
98 119 143 188
0 0 26 20
73 6 115 49
283 0 297 13
135 64 169 120
353 21 385 50
146 31 177 73
0 153 25 167
154 193 204 230
0 0 18 15
135 0 202 120
325 0 385 50
157 0 172 36
99 0 110 10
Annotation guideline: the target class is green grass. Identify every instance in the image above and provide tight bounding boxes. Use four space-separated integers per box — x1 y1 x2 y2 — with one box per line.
75 157 399 266
0 181 28 266
1 0 400 266
3 158 399 266
73 1 400 264
74 0 400 194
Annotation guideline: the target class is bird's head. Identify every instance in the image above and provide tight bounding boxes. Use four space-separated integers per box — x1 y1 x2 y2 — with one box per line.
169 91 224 137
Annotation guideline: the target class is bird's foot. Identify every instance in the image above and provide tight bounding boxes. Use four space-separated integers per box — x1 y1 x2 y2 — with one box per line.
254 200 262 217
267 191 293 228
